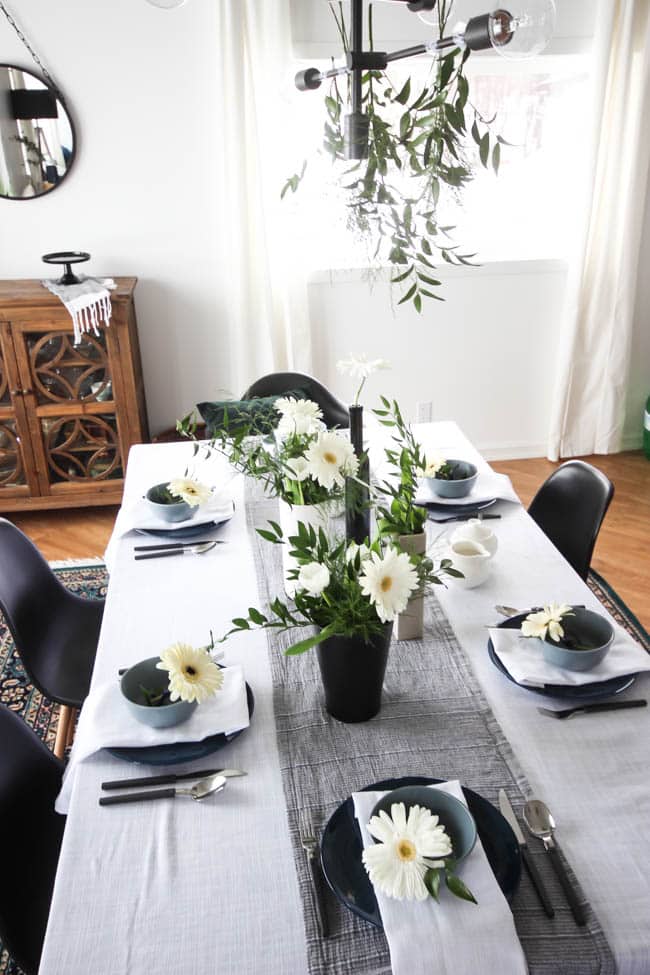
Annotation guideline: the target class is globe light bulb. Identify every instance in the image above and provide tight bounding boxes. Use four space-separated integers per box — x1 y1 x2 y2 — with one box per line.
145 0 187 9
419 0 555 58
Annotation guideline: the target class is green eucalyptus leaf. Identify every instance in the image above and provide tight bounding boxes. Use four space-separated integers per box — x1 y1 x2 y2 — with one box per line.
445 873 478 904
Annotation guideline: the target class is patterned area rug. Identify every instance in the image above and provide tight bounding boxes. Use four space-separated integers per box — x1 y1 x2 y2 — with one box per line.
0 563 107 975
0 564 646 975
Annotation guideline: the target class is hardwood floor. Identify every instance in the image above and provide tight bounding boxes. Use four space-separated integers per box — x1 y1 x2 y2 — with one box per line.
6 451 650 629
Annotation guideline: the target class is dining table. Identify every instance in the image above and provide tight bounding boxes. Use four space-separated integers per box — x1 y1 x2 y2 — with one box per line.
38 421 650 975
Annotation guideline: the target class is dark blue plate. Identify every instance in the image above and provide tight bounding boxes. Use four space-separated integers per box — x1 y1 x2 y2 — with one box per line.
489 613 637 700
320 775 521 929
135 502 234 540
107 682 254 765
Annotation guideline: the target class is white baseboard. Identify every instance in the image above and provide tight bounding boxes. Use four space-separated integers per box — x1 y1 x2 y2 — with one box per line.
478 441 548 461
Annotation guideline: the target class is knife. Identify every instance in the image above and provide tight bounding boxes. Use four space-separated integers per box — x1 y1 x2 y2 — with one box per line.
428 512 502 524
134 540 225 552
498 789 555 918
101 768 246 790
538 699 647 720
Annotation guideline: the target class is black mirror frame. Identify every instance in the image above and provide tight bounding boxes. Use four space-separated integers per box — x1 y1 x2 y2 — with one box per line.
0 62 77 202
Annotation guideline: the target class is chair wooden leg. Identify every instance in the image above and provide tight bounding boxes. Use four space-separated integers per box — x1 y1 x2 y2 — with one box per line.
65 707 78 749
54 705 71 760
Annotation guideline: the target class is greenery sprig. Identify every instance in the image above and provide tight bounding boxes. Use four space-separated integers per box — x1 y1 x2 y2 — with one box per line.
282 1 506 312
373 397 428 537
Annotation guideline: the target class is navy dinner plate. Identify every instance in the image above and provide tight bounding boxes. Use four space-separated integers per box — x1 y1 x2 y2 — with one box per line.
488 613 637 701
320 775 521 929
108 682 254 765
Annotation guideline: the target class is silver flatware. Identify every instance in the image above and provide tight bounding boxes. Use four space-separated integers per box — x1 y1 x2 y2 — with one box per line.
428 512 501 524
498 789 554 918
538 699 646 720
301 833 330 939
523 798 587 926
134 540 226 552
99 772 228 806
495 604 523 618
134 541 218 561
101 768 247 790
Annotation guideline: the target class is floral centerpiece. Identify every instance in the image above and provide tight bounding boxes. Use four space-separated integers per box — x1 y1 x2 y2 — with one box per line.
373 398 462 639
145 476 212 524
222 520 457 722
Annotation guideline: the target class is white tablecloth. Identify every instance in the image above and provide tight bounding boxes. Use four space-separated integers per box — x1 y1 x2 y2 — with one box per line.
39 424 650 975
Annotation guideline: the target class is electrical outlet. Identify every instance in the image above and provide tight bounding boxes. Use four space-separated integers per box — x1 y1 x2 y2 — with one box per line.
416 401 433 423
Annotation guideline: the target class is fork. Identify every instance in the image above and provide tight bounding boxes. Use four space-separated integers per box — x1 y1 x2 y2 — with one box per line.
299 816 330 939
537 699 647 719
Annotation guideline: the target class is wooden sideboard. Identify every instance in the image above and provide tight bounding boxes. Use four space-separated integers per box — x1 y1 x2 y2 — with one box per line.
0 277 149 511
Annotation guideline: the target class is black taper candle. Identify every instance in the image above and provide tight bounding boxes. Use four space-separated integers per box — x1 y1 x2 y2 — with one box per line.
345 404 371 543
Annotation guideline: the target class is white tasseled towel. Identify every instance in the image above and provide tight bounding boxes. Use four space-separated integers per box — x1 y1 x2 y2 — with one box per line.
42 276 117 344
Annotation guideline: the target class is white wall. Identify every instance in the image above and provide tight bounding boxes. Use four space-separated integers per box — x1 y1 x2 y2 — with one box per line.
0 0 647 459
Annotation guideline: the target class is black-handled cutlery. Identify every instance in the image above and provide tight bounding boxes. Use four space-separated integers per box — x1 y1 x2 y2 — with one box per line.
538 699 647 720
301 834 330 939
428 512 502 524
99 772 228 806
134 541 218 561
498 790 554 919
101 768 246 790
134 540 226 552
523 798 587 926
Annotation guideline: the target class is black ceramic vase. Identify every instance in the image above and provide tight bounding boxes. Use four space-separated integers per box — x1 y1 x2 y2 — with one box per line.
316 623 392 723
345 404 371 544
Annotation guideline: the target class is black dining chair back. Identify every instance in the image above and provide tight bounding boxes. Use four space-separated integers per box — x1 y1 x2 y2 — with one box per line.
528 460 614 580
0 704 65 975
0 518 104 755
242 372 350 429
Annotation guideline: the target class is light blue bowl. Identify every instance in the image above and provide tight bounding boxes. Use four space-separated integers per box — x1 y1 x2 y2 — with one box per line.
145 482 198 524
370 785 477 863
120 656 197 728
542 607 614 672
421 460 479 500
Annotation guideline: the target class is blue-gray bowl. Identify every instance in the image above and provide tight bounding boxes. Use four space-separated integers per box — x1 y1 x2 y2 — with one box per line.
421 460 479 499
145 482 198 523
542 607 614 672
370 785 477 863
120 656 197 728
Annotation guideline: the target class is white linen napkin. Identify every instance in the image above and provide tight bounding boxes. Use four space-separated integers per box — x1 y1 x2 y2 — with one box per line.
415 469 519 507
56 665 249 814
42 276 116 345
489 624 650 687
353 781 526 975
114 494 234 536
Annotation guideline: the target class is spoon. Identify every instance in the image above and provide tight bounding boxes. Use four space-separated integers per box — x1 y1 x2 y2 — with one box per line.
99 772 228 806
134 541 218 561
523 798 587 926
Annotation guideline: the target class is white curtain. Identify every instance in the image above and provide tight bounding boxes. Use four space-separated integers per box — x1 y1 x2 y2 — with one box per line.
547 0 650 459
214 1 312 396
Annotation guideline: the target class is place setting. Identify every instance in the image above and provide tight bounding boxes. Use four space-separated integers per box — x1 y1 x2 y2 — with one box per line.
413 452 520 524
487 601 650 705
55 635 253 813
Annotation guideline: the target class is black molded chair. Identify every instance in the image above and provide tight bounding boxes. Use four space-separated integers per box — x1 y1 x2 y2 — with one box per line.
242 372 349 429
0 518 104 757
528 460 614 580
0 704 65 975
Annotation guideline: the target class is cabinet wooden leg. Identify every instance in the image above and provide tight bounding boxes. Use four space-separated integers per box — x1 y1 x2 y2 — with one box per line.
54 705 71 760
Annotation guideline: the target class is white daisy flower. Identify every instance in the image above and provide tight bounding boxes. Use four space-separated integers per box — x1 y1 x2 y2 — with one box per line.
167 477 211 507
422 454 447 478
156 642 224 703
285 456 310 482
521 602 574 642
359 548 419 622
362 802 453 901
297 561 331 596
275 399 324 439
305 430 359 490
337 355 391 381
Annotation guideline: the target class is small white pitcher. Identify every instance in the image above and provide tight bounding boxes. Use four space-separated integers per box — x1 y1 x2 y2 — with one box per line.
450 518 498 558
448 539 491 589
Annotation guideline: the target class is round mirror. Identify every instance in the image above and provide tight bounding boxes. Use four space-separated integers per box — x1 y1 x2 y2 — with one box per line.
0 64 75 201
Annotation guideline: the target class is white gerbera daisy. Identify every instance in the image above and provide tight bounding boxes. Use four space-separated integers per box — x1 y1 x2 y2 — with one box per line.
297 561 331 596
422 454 447 478
336 355 391 381
305 430 359 489
156 642 224 703
346 541 372 563
275 398 325 438
362 802 452 901
359 548 418 622
167 477 211 507
521 602 574 642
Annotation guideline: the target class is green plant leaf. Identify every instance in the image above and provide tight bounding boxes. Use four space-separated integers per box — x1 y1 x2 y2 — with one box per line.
445 873 478 904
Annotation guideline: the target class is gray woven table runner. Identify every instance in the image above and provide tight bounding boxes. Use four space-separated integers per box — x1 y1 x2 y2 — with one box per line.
246 490 615 975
